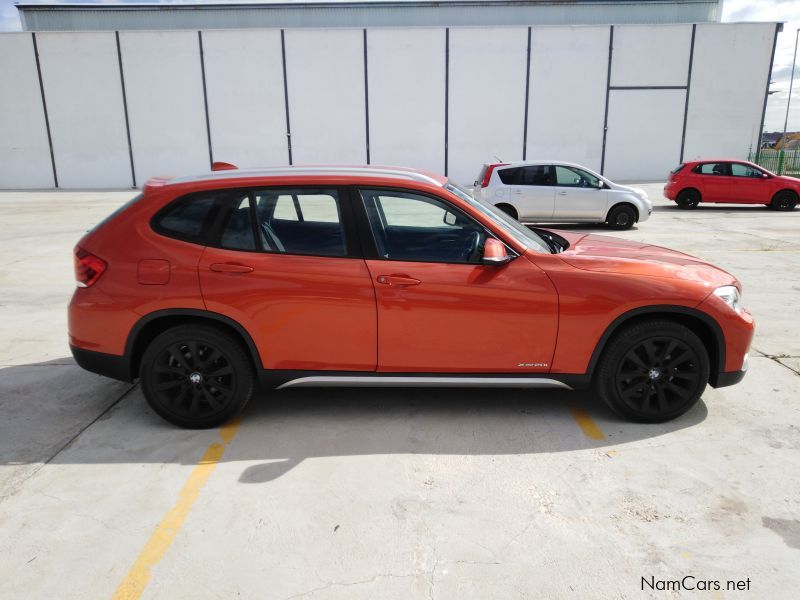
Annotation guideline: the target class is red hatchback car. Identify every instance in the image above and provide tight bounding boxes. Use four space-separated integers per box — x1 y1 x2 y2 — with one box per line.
665 159 800 210
70 166 754 428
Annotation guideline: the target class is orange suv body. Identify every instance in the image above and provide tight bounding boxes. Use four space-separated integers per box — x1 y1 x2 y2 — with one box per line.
69 166 753 428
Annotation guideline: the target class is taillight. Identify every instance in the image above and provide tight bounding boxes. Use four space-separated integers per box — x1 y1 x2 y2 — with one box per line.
74 247 107 288
481 163 508 188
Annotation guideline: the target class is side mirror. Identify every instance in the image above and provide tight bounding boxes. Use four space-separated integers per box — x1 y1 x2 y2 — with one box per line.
443 211 457 226
761 173 770 179
482 238 512 266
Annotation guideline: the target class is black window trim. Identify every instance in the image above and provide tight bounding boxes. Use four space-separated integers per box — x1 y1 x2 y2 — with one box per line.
151 185 363 260
351 185 513 266
692 162 731 176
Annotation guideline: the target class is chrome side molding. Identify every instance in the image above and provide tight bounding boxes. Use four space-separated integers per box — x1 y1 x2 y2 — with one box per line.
275 376 573 391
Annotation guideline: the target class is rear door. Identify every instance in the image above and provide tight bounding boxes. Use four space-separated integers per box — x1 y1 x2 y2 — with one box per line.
498 165 555 220
693 162 730 201
553 165 608 220
198 187 377 371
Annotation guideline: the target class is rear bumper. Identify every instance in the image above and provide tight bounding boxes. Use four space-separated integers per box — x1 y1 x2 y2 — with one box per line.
70 344 133 382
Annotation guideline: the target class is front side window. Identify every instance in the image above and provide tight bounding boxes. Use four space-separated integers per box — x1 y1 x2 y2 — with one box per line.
730 163 763 178
554 165 601 188
360 189 486 263
253 189 346 257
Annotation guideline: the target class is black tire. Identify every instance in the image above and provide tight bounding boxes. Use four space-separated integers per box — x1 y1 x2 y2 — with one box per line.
770 190 798 211
676 189 700 209
595 320 709 423
495 203 518 220
606 204 637 230
140 324 254 429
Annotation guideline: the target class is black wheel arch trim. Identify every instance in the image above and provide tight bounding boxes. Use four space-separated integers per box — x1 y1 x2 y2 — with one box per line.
586 304 725 383
125 308 263 380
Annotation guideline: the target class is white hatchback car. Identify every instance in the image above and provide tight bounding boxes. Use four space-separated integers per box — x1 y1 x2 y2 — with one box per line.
474 161 652 230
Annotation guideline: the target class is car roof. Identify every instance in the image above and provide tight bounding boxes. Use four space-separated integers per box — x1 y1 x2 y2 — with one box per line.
150 165 448 189
493 160 594 170
683 159 758 165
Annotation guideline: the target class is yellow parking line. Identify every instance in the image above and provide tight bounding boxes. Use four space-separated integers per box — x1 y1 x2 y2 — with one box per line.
569 406 606 440
111 418 242 600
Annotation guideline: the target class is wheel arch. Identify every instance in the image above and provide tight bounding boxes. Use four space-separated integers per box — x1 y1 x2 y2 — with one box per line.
125 309 262 380
494 202 518 220
677 186 702 199
772 188 799 201
587 305 725 385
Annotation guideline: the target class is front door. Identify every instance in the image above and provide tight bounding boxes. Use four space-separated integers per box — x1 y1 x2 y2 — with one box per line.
198 187 377 371
357 187 559 373
553 165 608 220
729 162 771 203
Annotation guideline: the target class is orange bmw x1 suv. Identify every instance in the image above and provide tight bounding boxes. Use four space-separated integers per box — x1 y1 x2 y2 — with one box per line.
69 165 753 428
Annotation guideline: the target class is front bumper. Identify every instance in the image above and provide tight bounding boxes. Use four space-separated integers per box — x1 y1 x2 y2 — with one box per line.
709 353 749 388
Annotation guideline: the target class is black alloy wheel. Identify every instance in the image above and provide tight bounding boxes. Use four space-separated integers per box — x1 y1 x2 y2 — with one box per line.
676 189 700 209
140 325 253 428
607 205 636 230
770 190 798 211
596 321 709 422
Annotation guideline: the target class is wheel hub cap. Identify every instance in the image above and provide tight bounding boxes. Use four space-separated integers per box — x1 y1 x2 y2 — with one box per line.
189 372 202 384
648 368 661 381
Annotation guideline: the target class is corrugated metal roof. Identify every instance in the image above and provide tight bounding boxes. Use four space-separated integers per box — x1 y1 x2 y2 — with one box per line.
17 0 722 30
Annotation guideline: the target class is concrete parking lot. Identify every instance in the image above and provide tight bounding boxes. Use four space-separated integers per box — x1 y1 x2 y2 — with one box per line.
1 184 799 599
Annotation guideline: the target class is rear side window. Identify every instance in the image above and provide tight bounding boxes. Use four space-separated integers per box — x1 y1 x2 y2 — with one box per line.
153 195 218 242
498 167 522 185
692 163 729 176
670 164 685 174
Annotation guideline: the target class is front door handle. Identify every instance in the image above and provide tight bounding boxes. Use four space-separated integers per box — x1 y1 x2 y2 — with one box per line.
210 263 254 273
377 274 421 287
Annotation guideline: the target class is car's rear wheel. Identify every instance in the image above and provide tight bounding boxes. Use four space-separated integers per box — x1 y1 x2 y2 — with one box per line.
140 325 254 429
770 190 798 211
595 321 709 423
676 189 700 209
606 205 637 230
495 203 518 220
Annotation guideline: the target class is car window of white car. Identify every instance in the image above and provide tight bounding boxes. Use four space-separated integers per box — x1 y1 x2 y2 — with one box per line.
554 165 601 188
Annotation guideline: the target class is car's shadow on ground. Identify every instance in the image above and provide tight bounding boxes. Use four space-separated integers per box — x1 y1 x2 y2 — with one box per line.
0 359 709 484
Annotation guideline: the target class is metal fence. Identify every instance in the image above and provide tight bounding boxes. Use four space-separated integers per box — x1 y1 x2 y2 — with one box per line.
750 149 800 176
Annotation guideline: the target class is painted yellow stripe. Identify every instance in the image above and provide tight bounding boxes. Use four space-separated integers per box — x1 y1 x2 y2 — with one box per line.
569 406 606 440
111 418 242 600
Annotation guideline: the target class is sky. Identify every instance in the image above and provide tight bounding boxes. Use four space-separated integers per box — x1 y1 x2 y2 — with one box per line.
0 0 798 131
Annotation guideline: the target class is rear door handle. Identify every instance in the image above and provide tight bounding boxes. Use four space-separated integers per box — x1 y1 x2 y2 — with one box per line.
557 191 567 196
377 274 421 287
210 263 254 273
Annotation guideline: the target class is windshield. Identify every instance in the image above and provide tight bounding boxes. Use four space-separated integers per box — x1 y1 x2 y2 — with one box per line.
444 182 552 254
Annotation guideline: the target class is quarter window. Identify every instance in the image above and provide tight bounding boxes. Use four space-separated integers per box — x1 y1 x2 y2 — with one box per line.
360 189 486 263
154 195 218 241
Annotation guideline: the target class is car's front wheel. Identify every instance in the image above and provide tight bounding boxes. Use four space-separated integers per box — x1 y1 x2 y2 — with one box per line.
770 190 798 211
606 205 636 230
140 324 254 428
595 320 709 422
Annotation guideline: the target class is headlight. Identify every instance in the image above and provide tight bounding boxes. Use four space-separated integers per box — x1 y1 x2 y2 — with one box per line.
713 285 742 313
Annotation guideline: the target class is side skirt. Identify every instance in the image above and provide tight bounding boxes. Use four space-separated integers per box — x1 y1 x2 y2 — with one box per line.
259 371 592 391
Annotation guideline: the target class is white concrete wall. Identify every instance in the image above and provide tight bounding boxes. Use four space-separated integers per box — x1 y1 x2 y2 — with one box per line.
119 31 209 184
202 30 289 169
37 32 132 188
604 89 687 181
0 34 54 188
683 23 775 162
448 27 529 183
0 23 777 188
284 29 366 165
611 24 693 87
526 26 609 173
366 28 445 173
